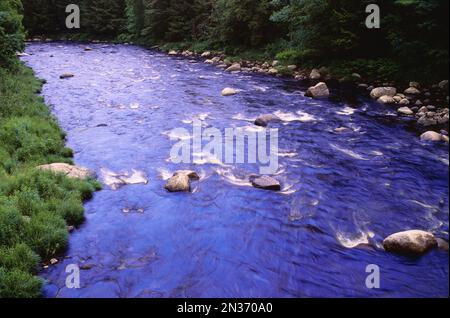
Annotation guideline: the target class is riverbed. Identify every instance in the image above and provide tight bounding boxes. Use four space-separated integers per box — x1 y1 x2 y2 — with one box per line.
21 42 448 298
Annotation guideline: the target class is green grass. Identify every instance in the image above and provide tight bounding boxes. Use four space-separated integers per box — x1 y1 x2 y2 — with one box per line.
0 63 101 298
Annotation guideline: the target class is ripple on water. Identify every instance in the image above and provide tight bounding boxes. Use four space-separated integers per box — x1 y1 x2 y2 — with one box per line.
20 42 448 298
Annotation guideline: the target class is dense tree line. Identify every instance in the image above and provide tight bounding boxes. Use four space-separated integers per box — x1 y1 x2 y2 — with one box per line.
18 0 449 82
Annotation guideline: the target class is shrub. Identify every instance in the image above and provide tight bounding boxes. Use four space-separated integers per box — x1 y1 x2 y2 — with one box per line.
23 211 68 260
0 267 42 298
0 244 40 273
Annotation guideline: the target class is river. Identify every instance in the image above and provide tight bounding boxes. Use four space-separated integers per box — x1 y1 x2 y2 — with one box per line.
21 42 448 298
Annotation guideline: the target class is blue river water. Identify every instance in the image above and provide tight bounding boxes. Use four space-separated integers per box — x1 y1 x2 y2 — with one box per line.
21 42 448 298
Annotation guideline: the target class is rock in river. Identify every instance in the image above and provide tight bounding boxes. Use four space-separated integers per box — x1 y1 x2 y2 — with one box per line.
225 63 241 72
383 230 438 255
165 170 200 192
221 87 237 96
60 73 74 79
370 87 397 99
420 131 444 142
377 95 396 104
254 114 281 127
37 163 96 180
404 87 421 95
397 107 414 115
310 69 321 80
305 82 330 98
250 175 281 191
100 168 148 190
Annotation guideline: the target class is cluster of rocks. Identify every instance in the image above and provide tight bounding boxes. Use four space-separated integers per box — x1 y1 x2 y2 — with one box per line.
165 49 302 78
368 82 449 139
164 170 281 193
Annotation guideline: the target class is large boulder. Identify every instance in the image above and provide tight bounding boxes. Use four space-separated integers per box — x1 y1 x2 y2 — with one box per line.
305 82 330 98
165 170 200 192
370 87 397 99
310 69 321 80
250 175 281 191
254 114 281 127
221 87 238 96
420 131 444 142
383 230 438 255
225 63 241 72
37 163 96 180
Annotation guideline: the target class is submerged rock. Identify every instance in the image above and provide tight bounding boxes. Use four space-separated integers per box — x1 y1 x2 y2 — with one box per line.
60 73 74 79
305 82 330 98
165 170 200 192
250 175 281 191
436 238 449 252
254 114 281 127
100 168 148 190
370 87 397 99
334 127 350 133
383 230 437 255
37 163 96 180
221 87 238 96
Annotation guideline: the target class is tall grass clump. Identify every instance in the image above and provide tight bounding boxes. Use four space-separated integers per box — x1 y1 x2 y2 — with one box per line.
0 64 101 298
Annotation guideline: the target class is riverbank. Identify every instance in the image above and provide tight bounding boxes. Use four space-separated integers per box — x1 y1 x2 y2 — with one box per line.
0 63 101 297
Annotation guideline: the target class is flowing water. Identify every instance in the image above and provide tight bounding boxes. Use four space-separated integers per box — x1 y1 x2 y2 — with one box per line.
21 42 448 298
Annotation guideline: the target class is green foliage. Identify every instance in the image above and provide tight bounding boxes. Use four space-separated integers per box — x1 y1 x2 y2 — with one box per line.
21 0 449 82
0 267 42 298
0 0 25 69
0 244 40 272
0 64 100 297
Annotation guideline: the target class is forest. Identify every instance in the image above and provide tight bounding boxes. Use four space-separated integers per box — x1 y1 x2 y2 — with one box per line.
5 0 447 83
